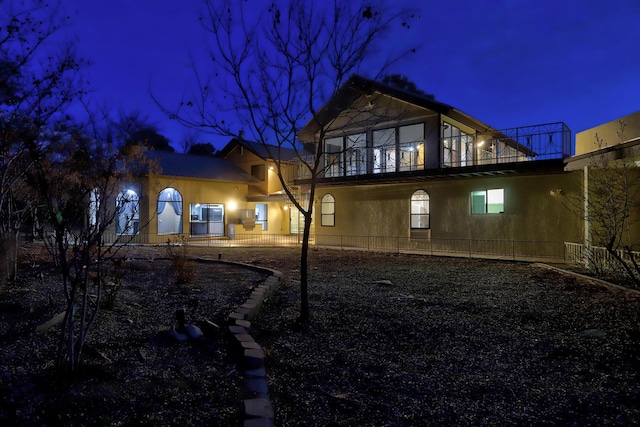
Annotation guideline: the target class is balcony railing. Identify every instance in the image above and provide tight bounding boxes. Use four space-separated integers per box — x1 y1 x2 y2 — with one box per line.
294 122 572 180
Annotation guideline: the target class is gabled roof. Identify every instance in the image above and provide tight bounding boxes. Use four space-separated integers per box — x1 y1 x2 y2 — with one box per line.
299 74 495 139
218 137 303 162
147 150 260 183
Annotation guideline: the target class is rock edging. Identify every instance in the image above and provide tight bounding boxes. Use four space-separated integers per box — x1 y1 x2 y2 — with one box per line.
198 258 282 427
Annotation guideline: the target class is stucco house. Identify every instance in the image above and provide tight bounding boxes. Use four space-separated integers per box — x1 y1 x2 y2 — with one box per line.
295 75 581 259
106 75 639 261
106 136 305 244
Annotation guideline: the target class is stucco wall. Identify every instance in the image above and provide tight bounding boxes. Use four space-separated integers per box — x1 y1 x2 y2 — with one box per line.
313 170 582 245
576 110 640 155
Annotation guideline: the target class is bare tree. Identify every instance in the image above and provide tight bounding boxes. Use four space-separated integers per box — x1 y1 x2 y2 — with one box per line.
27 121 158 372
0 0 85 284
157 0 415 322
568 121 640 286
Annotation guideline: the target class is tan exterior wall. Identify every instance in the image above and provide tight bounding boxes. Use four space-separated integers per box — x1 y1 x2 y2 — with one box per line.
576 110 640 155
131 175 291 242
314 171 582 245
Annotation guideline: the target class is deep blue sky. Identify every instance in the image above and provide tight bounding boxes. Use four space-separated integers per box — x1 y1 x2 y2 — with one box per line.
61 0 640 151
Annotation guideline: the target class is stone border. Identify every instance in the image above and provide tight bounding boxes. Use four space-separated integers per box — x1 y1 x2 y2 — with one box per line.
196 257 282 426
535 263 640 295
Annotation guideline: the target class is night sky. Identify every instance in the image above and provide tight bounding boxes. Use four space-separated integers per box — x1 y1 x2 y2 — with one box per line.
60 0 640 151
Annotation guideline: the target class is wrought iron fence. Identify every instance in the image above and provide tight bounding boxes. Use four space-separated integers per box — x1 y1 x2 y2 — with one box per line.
99 231 564 261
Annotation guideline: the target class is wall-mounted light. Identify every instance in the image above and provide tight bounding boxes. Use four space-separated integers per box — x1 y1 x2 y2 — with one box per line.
228 201 237 210
477 140 485 147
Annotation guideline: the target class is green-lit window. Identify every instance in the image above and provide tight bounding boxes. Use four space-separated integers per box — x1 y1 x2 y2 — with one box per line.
321 193 335 226
471 189 504 214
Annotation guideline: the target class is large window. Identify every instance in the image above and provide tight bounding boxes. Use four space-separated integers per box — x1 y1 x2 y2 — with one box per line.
116 189 140 235
471 189 504 214
325 137 343 177
321 194 335 227
373 128 396 173
443 123 474 167
190 203 224 236
157 187 183 234
346 133 367 176
411 190 430 229
400 124 425 171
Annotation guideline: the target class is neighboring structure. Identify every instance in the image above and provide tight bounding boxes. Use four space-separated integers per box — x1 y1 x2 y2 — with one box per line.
565 109 640 253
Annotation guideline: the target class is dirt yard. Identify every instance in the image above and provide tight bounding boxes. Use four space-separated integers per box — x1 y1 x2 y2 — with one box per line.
1 245 640 426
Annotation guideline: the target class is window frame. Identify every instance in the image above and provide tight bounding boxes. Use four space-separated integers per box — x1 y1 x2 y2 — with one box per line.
320 193 335 227
471 188 504 214
410 190 430 229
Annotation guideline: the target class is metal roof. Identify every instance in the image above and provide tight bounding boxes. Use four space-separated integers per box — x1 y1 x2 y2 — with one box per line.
148 151 261 183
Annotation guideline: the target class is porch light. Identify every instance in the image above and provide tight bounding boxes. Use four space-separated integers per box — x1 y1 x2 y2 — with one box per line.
228 201 237 211
477 140 485 147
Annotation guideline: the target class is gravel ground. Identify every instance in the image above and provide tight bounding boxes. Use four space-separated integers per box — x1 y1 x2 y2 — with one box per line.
1 245 640 426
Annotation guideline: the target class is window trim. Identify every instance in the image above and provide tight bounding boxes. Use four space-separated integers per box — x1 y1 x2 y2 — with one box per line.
320 193 335 227
410 190 430 229
471 188 504 214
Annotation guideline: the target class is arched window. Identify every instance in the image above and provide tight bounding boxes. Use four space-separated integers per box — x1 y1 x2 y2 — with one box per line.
157 187 183 234
411 190 430 229
321 193 335 227
116 189 140 235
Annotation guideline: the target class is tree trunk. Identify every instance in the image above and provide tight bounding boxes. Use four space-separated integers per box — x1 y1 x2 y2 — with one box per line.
0 230 18 286
298 212 312 323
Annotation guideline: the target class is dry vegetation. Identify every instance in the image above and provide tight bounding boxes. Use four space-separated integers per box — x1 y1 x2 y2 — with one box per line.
2 245 640 426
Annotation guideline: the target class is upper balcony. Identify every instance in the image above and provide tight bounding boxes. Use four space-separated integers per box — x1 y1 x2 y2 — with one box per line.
293 122 572 181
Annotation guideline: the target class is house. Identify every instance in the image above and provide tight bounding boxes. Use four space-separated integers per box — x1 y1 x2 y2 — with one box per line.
106 135 305 244
294 75 582 259
107 74 639 261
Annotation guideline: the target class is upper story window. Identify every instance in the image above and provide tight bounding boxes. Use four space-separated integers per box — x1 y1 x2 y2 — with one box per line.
251 164 265 181
443 123 474 167
320 193 335 226
471 189 504 214
325 137 343 178
410 190 430 229
322 123 425 178
400 124 425 172
346 133 367 176
373 128 396 173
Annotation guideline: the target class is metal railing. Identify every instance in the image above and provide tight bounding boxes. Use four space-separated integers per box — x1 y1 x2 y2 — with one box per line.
99 231 564 261
293 122 572 180
564 242 640 270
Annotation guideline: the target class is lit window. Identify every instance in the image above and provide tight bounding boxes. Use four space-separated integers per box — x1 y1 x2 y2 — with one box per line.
324 137 343 177
157 187 183 234
411 190 430 229
321 193 335 227
471 189 504 214
116 189 140 235
373 128 396 173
